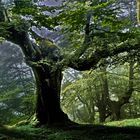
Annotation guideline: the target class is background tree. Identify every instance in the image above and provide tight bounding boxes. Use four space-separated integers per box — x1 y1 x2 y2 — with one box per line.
62 60 140 124
0 42 35 124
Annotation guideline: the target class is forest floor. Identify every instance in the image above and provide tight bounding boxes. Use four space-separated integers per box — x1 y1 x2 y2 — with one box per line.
0 118 140 140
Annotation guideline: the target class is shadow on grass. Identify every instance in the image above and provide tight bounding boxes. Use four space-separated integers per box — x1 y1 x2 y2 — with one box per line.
0 125 45 140
0 124 140 140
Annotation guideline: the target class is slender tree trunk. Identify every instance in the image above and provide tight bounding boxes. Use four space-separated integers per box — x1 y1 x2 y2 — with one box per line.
98 65 110 123
32 64 69 125
98 105 106 123
109 101 121 121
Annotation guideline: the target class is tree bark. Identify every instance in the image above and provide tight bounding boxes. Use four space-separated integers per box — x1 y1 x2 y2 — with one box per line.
98 103 106 123
97 65 110 123
32 64 69 125
109 101 121 121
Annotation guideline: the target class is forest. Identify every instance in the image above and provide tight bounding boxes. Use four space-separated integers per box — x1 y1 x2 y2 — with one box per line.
0 0 140 140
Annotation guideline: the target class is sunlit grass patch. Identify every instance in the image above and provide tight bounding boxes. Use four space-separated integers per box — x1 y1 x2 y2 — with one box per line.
105 118 140 127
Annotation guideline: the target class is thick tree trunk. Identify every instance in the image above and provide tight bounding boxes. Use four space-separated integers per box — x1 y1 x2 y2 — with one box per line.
32 64 69 125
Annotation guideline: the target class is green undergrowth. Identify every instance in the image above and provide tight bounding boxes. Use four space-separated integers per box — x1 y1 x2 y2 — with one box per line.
0 118 140 140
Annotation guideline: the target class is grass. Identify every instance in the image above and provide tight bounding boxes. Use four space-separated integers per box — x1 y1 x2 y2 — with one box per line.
0 118 140 140
105 118 140 127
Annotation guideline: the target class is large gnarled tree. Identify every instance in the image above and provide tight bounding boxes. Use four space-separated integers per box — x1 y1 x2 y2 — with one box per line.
0 0 140 126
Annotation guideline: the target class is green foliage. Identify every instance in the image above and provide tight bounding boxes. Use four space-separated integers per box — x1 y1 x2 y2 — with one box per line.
0 22 11 38
12 0 37 16
0 37 4 43
14 0 33 9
